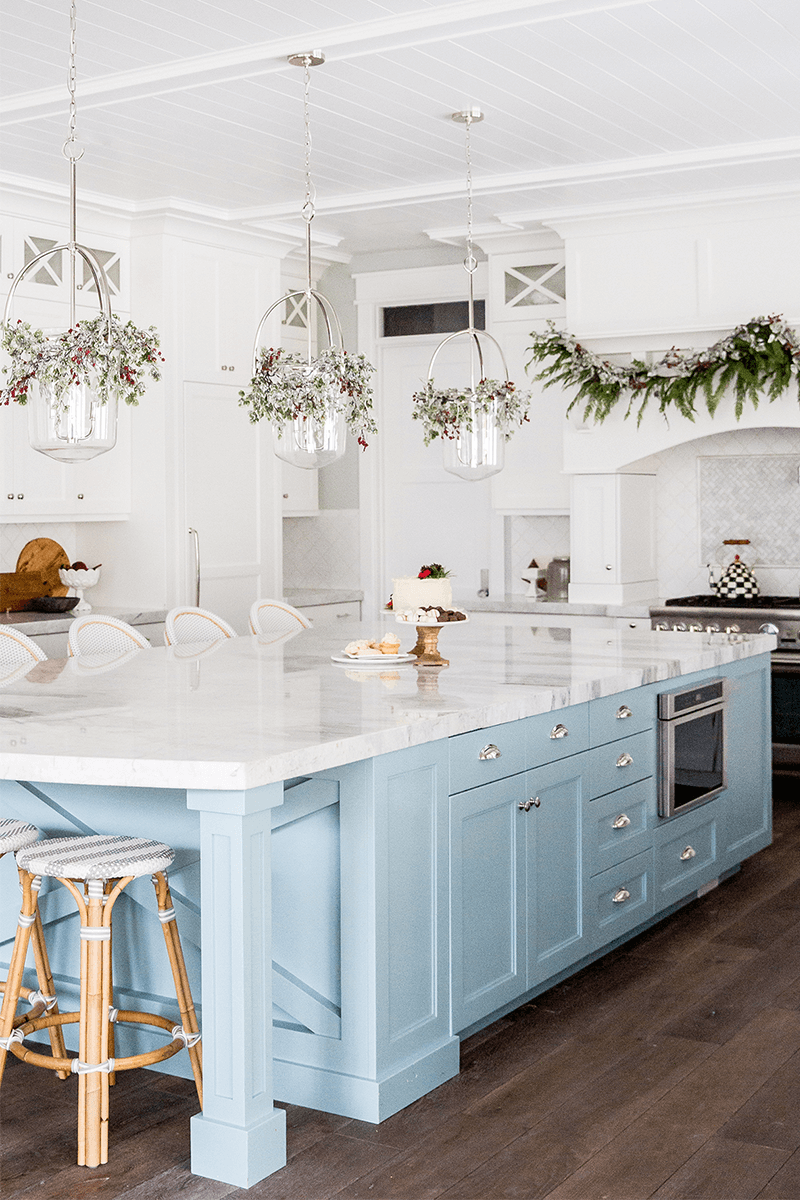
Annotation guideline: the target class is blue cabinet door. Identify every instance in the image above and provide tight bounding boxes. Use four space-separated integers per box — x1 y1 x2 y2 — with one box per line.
450 774 527 1032
524 755 586 987
720 656 772 871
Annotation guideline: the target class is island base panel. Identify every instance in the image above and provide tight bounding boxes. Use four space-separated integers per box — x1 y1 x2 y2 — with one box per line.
273 1035 460 1122
190 1108 287 1188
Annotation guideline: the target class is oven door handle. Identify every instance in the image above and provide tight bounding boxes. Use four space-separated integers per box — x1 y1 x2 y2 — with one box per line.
771 652 800 672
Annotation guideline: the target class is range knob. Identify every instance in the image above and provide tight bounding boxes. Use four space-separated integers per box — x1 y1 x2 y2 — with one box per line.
705 623 721 633
653 622 669 631
688 623 703 632
725 624 741 634
672 622 687 631
758 622 779 635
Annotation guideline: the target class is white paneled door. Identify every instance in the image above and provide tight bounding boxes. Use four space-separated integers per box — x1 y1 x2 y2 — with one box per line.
183 382 278 634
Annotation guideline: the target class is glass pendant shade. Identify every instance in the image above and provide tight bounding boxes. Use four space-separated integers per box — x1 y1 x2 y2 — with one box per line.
273 400 346 469
28 376 118 462
442 398 505 481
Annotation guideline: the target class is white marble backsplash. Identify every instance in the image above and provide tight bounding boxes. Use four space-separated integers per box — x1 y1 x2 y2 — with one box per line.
506 515 570 595
0 523 77 572
283 509 361 590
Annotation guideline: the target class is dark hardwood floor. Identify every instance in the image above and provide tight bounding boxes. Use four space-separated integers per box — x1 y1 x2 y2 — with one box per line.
4 782 800 1200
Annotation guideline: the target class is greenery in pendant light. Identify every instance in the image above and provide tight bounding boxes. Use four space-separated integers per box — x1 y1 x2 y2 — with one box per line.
1 315 164 409
411 377 531 445
525 314 800 425
239 345 377 448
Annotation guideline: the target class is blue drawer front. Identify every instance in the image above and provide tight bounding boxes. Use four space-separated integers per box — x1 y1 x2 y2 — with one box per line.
589 684 656 746
585 778 655 877
655 801 722 905
585 729 655 799
525 703 589 769
449 721 526 794
587 849 654 950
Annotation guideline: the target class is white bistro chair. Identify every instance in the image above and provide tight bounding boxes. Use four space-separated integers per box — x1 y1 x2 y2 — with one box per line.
68 615 151 657
248 598 311 638
164 606 237 646
0 628 47 665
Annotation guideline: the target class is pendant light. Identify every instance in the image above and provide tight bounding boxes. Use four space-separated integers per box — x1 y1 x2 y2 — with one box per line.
240 51 376 469
412 109 529 480
2 0 119 462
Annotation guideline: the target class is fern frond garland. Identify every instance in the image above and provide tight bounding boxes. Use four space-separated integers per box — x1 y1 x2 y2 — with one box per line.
525 315 800 426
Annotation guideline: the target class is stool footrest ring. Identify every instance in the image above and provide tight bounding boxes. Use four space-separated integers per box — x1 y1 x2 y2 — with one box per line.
8 1007 198 1073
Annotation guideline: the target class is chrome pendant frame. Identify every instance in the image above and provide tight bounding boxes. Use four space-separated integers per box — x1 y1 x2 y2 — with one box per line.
1 0 118 461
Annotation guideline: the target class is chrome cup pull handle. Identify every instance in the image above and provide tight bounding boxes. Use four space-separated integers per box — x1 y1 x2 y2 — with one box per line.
550 723 569 740
612 888 631 904
518 797 541 812
612 813 631 830
479 743 501 760
616 705 633 719
616 752 633 768
680 845 697 861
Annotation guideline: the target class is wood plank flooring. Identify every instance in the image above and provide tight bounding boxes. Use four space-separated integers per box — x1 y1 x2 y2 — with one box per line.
4 782 800 1200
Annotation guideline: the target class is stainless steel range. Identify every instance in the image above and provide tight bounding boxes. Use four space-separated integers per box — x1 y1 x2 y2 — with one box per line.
650 595 800 773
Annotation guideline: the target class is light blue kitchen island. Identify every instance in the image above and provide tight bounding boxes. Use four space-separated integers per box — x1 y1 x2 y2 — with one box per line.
0 622 774 1188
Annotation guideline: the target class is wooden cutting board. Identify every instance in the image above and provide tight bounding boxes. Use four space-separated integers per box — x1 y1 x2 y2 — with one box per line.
15 538 70 597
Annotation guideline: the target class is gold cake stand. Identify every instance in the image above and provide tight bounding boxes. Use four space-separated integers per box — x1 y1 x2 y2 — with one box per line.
399 615 469 668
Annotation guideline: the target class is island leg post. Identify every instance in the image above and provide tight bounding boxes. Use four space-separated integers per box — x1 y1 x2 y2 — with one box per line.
186 784 287 1188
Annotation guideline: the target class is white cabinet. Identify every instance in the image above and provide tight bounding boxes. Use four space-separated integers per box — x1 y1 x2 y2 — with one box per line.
569 473 657 605
0 401 131 522
182 242 270 387
183 382 275 634
489 326 571 515
281 461 318 516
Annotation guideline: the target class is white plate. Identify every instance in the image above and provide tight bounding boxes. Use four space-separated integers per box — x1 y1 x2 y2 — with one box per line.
394 613 469 626
331 652 416 666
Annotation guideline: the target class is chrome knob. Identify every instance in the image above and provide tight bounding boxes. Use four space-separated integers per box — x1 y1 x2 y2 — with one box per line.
616 752 633 768
688 623 703 633
725 624 740 634
612 813 631 829
612 888 631 904
759 622 779 635
654 622 669 631
705 623 721 633
479 743 501 760
615 705 632 720
550 723 569 740
518 797 541 812
680 845 697 861
673 622 687 632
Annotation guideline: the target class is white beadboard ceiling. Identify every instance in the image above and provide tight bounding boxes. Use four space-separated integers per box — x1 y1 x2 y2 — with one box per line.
1 0 800 257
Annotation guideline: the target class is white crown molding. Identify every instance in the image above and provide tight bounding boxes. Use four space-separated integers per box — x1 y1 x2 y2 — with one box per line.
0 1 651 126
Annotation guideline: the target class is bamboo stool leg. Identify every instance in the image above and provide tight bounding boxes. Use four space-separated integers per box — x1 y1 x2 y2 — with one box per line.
104 880 116 1088
77 878 109 1169
152 871 203 1107
28 879 69 1077
0 870 37 1088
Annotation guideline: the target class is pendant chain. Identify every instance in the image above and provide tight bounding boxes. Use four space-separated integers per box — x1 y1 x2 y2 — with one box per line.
464 114 477 276
67 0 78 148
302 58 315 225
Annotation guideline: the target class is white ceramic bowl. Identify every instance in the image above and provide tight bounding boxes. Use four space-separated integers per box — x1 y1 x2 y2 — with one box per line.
58 567 100 589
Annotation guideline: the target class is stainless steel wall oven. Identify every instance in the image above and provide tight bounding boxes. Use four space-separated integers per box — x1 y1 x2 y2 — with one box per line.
651 595 800 774
657 678 727 817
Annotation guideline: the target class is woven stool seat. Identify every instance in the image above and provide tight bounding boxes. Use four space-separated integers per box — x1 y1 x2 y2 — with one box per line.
17 834 174 880
0 818 39 854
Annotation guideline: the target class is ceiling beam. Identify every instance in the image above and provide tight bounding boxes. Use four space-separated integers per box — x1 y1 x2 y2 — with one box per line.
0 0 657 126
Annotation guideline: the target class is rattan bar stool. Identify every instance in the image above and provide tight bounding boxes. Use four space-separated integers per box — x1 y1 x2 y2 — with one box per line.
0 819 68 1071
0 834 203 1169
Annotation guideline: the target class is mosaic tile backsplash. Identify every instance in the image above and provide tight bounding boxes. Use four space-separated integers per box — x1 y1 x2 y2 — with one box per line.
700 454 800 566
0 523 77 573
283 509 361 590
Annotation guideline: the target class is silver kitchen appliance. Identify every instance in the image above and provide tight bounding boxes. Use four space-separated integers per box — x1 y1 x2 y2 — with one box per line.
657 677 727 817
651 594 800 773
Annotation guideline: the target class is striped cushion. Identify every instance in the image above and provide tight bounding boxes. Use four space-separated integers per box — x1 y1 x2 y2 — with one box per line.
17 834 174 880
0 819 39 855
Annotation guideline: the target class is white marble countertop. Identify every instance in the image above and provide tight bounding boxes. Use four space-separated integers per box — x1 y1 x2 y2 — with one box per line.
0 607 166 635
0 622 774 793
466 595 658 618
285 589 363 607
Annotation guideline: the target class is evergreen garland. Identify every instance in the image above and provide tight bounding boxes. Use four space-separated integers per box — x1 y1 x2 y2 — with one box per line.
526 314 800 425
